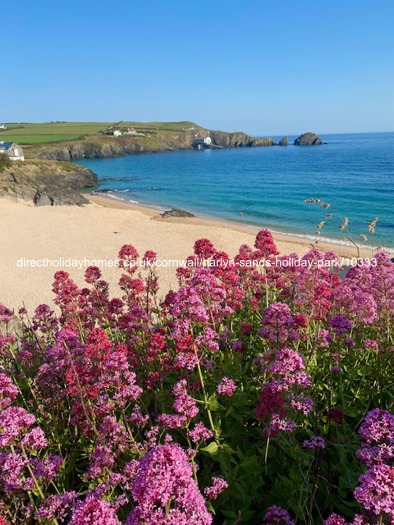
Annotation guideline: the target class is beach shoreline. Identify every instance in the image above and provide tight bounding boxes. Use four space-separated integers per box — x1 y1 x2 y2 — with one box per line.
88 193 383 258
0 195 384 313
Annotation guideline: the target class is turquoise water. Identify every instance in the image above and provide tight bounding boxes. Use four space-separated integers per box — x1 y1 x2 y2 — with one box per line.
76 132 394 250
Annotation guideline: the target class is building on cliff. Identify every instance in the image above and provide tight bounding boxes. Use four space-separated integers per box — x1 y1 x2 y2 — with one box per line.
0 141 25 161
193 137 213 149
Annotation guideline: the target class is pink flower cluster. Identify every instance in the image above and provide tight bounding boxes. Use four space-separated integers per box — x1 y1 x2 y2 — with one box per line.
256 347 312 437
126 444 212 525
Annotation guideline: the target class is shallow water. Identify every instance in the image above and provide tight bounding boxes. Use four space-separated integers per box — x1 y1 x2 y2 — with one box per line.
77 132 394 250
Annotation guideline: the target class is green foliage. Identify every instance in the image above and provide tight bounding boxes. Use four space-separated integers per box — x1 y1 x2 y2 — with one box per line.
0 154 11 172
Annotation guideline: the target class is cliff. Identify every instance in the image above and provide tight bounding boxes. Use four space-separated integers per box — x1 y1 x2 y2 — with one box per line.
0 160 98 205
209 131 276 148
24 126 277 161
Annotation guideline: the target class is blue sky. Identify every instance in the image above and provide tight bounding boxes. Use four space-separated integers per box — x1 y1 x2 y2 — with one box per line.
2 0 394 135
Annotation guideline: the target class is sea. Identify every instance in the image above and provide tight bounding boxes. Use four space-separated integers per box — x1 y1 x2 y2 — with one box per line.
76 132 394 251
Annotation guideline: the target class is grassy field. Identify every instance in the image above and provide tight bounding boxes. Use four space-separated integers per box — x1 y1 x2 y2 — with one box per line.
0 122 109 144
0 134 85 144
0 121 203 145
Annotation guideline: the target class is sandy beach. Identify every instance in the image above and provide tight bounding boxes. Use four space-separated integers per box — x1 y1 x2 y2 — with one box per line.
0 195 380 312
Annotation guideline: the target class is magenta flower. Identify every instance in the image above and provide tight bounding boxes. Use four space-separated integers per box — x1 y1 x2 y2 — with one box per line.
188 422 213 444
0 407 35 446
323 514 347 525
126 444 212 525
204 477 228 500
173 380 199 419
254 229 279 257
329 315 353 335
303 436 326 450
263 505 295 525
217 377 237 397
69 495 121 525
354 464 394 516
193 238 216 259
0 373 18 410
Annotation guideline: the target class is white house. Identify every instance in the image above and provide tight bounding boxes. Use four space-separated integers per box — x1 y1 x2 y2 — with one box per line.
0 124 7 130
0 141 25 161
113 130 122 137
192 136 213 149
125 127 145 137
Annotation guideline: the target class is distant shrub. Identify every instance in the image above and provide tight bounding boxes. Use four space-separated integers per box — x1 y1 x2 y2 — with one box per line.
0 154 11 171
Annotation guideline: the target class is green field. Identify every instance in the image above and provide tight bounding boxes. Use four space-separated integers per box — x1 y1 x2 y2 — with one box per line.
0 134 84 144
0 121 203 145
0 122 110 144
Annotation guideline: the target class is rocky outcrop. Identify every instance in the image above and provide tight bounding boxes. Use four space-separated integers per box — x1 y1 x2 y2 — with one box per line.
161 208 195 218
210 131 276 148
0 160 98 205
294 132 324 146
278 136 288 146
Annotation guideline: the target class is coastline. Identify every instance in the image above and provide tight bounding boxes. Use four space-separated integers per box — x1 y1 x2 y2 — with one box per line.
0 195 383 313
88 193 383 258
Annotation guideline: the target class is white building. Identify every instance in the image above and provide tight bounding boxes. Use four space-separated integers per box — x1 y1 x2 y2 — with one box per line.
0 141 25 161
0 124 7 130
125 127 145 137
192 136 213 149
113 130 122 137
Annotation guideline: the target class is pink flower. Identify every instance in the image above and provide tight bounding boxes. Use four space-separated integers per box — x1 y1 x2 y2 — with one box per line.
69 496 121 525
118 244 139 274
217 377 237 397
254 229 279 257
193 238 216 259
126 444 212 525
0 407 35 446
259 303 301 345
303 436 326 450
173 380 199 419
143 250 157 263
204 477 228 500
21 427 48 451
329 315 353 335
188 422 213 443
84 266 102 284
323 514 347 525
364 339 378 349
0 373 18 410
0 304 13 324
37 492 77 522
354 464 394 516
359 409 394 444
263 505 295 525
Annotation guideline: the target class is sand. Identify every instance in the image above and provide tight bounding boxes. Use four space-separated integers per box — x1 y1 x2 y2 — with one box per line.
0 195 379 312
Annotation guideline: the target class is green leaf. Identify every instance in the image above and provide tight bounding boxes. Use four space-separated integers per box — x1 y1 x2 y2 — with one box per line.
206 501 216 514
202 441 219 455
206 394 221 411
220 444 236 455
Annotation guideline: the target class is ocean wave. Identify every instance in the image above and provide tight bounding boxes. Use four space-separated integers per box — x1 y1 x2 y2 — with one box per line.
100 177 137 182
266 229 394 254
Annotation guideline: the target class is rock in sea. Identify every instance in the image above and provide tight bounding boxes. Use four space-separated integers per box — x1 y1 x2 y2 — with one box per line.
161 208 195 218
294 132 324 146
